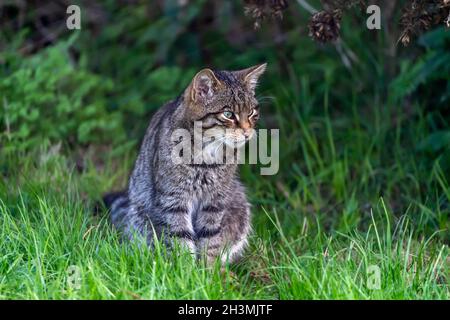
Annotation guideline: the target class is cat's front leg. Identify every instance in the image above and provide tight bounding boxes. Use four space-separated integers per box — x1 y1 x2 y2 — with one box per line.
196 203 251 266
195 203 228 264
154 200 197 256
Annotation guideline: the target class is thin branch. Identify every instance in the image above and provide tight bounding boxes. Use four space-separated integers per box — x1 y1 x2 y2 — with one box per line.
295 0 359 69
295 0 318 14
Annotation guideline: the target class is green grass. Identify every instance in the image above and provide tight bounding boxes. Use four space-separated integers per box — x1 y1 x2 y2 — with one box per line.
0 94 448 299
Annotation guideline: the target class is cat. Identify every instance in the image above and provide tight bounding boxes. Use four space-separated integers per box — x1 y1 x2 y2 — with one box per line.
103 63 266 265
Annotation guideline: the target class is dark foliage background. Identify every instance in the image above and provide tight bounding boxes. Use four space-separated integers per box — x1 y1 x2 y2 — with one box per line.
1 1 448 145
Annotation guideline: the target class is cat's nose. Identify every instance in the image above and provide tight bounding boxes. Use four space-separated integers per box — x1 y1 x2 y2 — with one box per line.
240 120 251 131
243 129 252 138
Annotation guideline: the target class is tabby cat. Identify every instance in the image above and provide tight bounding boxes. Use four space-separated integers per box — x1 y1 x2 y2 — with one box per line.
103 63 266 264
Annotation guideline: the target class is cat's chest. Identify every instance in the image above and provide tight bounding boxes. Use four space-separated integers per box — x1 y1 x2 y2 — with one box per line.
183 167 234 232
188 165 232 194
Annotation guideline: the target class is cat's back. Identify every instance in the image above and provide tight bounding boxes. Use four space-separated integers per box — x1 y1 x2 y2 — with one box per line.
129 98 181 190
144 97 181 138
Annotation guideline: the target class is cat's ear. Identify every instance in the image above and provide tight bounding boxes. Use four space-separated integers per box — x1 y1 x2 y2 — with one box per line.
190 69 222 103
238 63 267 94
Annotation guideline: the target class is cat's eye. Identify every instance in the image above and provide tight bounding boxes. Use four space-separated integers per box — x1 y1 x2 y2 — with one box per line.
249 109 257 118
223 111 234 119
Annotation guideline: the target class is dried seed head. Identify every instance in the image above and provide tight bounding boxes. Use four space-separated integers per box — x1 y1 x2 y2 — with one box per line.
244 0 289 29
400 33 411 46
399 0 450 46
308 10 342 43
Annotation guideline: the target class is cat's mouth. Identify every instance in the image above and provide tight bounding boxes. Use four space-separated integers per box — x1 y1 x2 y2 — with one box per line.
221 130 255 148
203 127 254 149
223 134 252 148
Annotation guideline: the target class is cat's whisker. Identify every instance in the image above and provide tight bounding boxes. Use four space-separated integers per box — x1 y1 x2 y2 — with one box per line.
211 137 228 158
256 95 276 103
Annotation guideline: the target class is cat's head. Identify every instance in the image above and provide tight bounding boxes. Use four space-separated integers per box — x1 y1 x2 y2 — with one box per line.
183 64 266 147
